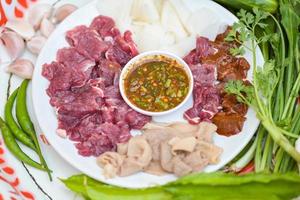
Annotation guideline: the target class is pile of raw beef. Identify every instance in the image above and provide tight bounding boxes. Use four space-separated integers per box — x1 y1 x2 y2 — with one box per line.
42 16 151 157
183 28 250 136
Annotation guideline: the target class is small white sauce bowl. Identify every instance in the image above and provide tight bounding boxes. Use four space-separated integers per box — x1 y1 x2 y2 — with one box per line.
119 50 194 116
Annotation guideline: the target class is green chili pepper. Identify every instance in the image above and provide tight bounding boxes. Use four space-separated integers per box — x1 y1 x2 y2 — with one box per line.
0 117 45 170
16 80 52 180
5 88 35 150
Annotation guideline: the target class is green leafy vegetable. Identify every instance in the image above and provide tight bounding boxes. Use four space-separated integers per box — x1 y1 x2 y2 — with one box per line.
225 7 300 165
62 173 300 200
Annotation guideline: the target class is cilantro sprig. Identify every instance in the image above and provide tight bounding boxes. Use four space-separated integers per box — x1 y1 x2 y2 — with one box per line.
224 8 300 163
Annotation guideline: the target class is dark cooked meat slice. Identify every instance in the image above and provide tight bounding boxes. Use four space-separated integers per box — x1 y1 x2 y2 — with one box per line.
66 25 110 60
90 15 116 38
217 56 250 81
222 94 248 115
189 63 216 86
212 112 246 136
183 27 250 136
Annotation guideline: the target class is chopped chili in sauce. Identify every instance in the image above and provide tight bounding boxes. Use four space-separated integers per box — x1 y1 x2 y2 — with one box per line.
124 60 189 112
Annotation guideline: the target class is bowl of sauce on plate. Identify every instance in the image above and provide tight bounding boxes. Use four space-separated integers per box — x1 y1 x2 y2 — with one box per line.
120 51 193 116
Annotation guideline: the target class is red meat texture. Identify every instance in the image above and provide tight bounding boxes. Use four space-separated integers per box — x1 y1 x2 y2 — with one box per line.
42 15 150 157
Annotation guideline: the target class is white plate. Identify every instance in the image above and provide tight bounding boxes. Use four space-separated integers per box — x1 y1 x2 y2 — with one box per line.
32 0 263 188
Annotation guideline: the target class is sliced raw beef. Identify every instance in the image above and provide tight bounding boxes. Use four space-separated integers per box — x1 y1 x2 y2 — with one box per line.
184 62 220 124
105 45 132 66
57 86 104 117
56 47 95 87
125 110 152 129
66 25 110 60
184 86 220 124
116 31 139 57
42 62 86 96
90 15 116 38
97 59 121 86
189 63 215 86
42 15 152 157
57 47 95 71
105 31 139 66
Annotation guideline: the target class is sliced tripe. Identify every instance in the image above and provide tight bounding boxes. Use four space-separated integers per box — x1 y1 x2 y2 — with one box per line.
131 0 160 23
161 1 188 42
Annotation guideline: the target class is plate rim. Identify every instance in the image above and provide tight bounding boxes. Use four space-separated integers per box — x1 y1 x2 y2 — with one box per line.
32 0 262 188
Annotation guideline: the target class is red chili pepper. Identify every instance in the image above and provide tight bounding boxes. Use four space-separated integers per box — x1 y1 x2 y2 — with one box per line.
238 161 255 175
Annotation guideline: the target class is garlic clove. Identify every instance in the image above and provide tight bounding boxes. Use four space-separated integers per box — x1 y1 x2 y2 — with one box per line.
5 20 35 40
26 35 47 54
27 3 52 30
0 30 25 60
6 58 34 79
53 4 77 24
40 17 55 38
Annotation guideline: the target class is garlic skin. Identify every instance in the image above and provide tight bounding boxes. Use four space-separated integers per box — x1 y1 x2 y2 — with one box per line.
40 17 55 38
6 59 34 79
5 20 35 40
27 35 47 54
53 4 77 23
27 4 52 30
0 30 25 60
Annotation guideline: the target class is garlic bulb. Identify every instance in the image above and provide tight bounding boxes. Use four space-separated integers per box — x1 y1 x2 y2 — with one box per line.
40 17 55 38
5 20 35 40
27 3 52 30
53 4 77 23
27 35 47 54
0 30 25 60
6 59 34 79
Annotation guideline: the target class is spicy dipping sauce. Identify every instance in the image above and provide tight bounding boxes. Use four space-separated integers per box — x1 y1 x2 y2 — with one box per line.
124 56 190 112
